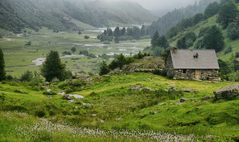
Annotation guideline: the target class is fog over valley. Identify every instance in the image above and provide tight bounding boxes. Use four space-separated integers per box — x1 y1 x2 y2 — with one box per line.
105 0 199 13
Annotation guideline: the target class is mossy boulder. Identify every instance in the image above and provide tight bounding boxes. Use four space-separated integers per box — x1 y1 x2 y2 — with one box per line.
214 85 239 100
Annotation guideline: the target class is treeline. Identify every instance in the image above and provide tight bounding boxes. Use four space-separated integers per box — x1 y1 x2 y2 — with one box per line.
99 52 150 75
0 49 72 83
167 2 220 38
148 0 219 35
0 0 154 33
97 26 148 43
155 0 239 52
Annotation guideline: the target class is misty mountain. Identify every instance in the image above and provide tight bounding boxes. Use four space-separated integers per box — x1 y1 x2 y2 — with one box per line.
148 0 219 35
0 0 155 33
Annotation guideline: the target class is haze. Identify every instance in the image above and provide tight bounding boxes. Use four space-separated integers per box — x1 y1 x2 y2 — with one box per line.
107 0 199 11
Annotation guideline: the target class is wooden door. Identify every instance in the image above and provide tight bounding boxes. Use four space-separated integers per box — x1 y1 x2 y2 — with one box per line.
195 70 201 80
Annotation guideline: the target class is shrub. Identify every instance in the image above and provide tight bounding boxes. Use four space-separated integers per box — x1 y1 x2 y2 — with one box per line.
29 72 45 90
236 52 239 58
109 54 134 70
25 41 31 46
99 61 110 76
224 47 232 54
20 71 33 82
227 22 239 40
62 51 71 55
84 35 90 39
35 110 46 118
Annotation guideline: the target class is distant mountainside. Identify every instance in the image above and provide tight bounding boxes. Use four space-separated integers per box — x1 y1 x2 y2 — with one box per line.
148 0 239 81
148 0 219 35
0 0 155 33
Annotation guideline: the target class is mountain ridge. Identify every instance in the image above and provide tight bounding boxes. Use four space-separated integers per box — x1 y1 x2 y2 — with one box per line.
0 0 155 33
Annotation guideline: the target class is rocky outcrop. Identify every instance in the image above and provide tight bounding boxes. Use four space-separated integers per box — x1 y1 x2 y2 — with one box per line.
214 85 239 100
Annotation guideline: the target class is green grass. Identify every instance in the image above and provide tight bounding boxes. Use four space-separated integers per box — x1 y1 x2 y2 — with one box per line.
169 15 239 62
0 28 150 77
0 73 238 141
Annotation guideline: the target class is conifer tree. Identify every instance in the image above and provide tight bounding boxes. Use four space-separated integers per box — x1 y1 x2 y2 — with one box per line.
0 48 5 81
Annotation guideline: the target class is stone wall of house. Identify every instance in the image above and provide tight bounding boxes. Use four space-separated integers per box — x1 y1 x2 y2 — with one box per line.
173 69 220 81
166 54 175 78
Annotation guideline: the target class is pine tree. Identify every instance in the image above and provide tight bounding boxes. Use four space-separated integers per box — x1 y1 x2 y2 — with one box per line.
202 26 224 52
114 27 120 37
204 2 220 18
151 31 159 47
0 48 5 81
158 36 169 49
99 61 110 76
218 1 238 28
41 51 66 82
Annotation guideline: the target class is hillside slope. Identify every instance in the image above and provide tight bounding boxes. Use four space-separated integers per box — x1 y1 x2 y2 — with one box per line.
167 14 239 61
0 0 155 33
0 73 238 141
148 0 219 35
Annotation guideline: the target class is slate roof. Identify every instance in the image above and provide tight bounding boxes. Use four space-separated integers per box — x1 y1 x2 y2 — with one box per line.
170 49 220 69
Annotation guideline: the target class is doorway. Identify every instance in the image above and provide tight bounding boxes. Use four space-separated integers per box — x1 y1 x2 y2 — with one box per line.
195 70 201 80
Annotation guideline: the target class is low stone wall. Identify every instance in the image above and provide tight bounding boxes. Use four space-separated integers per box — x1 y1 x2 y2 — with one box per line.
172 69 220 81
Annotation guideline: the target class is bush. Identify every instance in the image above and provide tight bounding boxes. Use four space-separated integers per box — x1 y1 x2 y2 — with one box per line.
235 52 239 58
177 32 196 49
25 41 31 46
62 51 71 55
99 61 110 76
84 35 90 39
58 79 85 92
109 54 134 70
227 22 239 40
228 71 239 81
20 71 33 82
224 47 232 54
29 72 45 90
35 110 46 118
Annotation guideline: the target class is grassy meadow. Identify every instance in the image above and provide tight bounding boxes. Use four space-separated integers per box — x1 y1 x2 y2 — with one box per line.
0 73 238 141
0 28 150 77
0 28 239 142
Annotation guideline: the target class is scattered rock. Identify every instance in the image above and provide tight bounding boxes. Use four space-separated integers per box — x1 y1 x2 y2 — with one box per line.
179 98 186 103
181 88 197 93
14 89 28 94
214 85 239 100
58 92 66 96
63 94 72 100
201 96 213 101
63 94 84 101
69 94 84 99
149 111 158 115
43 89 56 96
83 103 92 108
91 114 97 117
130 84 153 92
100 119 105 123
167 86 177 93
116 117 122 121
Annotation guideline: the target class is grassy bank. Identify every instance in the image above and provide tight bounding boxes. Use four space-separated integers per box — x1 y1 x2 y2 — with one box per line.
0 73 238 141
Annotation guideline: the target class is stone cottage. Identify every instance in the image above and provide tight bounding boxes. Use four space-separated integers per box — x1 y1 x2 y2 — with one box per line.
166 49 220 80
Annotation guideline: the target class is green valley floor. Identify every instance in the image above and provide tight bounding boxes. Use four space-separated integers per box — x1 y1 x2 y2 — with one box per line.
0 73 239 142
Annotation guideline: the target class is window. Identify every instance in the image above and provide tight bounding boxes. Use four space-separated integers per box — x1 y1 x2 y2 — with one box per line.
183 69 187 73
